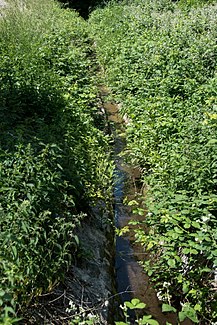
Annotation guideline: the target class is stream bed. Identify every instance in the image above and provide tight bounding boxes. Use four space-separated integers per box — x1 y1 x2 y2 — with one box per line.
101 87 191 325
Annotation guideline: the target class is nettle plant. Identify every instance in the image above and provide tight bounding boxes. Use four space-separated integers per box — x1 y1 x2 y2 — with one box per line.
0 144 83 320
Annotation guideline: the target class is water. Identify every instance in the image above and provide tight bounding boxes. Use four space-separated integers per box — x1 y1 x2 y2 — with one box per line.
100 86 192 325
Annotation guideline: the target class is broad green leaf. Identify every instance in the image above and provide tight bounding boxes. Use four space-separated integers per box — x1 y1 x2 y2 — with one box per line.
167 259 176 268
194 304 202 312
135 302 146 309
174 226 183 234
143 319 159 325
131 298 140 306
182 248 190 254
182 283 189 294
162 304 177 313
125 299 146 310
192 221 200 229
179 305 199 323
178 311 186 322
190 249 198 255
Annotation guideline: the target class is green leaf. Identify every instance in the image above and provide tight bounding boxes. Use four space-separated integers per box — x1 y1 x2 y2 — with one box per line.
141 315 159 324
179 305 199 323
21 221 28 233
167 259 176 268
182 283 189 294
182 248 190 254
190 249 198 255
135 303 146 309
125 299 146 310
192 221 200 229
4 306 16 316
178 311 186 322
73 235 79 245
146 320 159 325
11 246 17 259
131 298 140 306
207 139 217 145
124 298 146 309
194 304 202 312
133 208 145 216
174 226 183 234
128 200 139 206
162 304 177 313
125 301 134 309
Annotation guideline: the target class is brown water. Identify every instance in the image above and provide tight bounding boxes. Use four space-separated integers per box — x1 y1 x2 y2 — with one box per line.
101 86 192 325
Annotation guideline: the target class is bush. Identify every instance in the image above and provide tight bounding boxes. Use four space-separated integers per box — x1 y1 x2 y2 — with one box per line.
89 0 217 322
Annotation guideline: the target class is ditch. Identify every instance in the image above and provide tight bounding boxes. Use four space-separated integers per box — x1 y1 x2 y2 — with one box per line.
101 86 192 325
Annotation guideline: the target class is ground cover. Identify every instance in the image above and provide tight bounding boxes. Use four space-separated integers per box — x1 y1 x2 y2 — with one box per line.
89 0 217 323
0 0 113 323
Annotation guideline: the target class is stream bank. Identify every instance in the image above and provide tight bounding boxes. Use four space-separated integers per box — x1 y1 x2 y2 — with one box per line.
23 205 115 324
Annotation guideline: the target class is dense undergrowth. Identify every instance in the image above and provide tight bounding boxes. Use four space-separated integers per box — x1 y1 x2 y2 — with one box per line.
0 0 113 323
89 0 217 323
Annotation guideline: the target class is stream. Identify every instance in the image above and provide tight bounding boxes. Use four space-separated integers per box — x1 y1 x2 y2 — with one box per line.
101 87 192 325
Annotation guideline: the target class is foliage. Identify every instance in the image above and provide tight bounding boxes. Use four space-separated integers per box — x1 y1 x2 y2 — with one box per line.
89 0 217 323
0 0 113 322
115 298 159 325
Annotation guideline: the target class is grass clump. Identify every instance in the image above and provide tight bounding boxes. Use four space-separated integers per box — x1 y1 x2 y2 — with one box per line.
0 0 113 323
89 0 217 322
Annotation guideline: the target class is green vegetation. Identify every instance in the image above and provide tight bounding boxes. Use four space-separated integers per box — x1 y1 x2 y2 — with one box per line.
89 0 217 323
1 0 217 323
0 0 112 323
115 298 159 325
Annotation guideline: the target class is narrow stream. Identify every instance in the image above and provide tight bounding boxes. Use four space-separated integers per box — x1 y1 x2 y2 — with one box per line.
101 87 192 325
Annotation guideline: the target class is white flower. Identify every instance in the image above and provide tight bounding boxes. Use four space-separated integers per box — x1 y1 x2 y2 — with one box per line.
201 216 210 222
156 290 163 300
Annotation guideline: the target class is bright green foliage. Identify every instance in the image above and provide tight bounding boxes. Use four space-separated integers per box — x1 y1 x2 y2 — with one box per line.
115 298 159 325
0 0 113 322
89 0 217 322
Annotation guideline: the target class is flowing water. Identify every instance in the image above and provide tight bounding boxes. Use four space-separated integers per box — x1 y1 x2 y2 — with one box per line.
101 86 192 325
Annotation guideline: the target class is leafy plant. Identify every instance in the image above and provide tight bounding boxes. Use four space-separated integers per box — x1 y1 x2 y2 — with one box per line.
0 0 113 322
115 298 159 325
89 0 217 322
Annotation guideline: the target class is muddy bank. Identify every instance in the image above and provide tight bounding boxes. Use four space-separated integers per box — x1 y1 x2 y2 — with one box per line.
23 205 115 324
